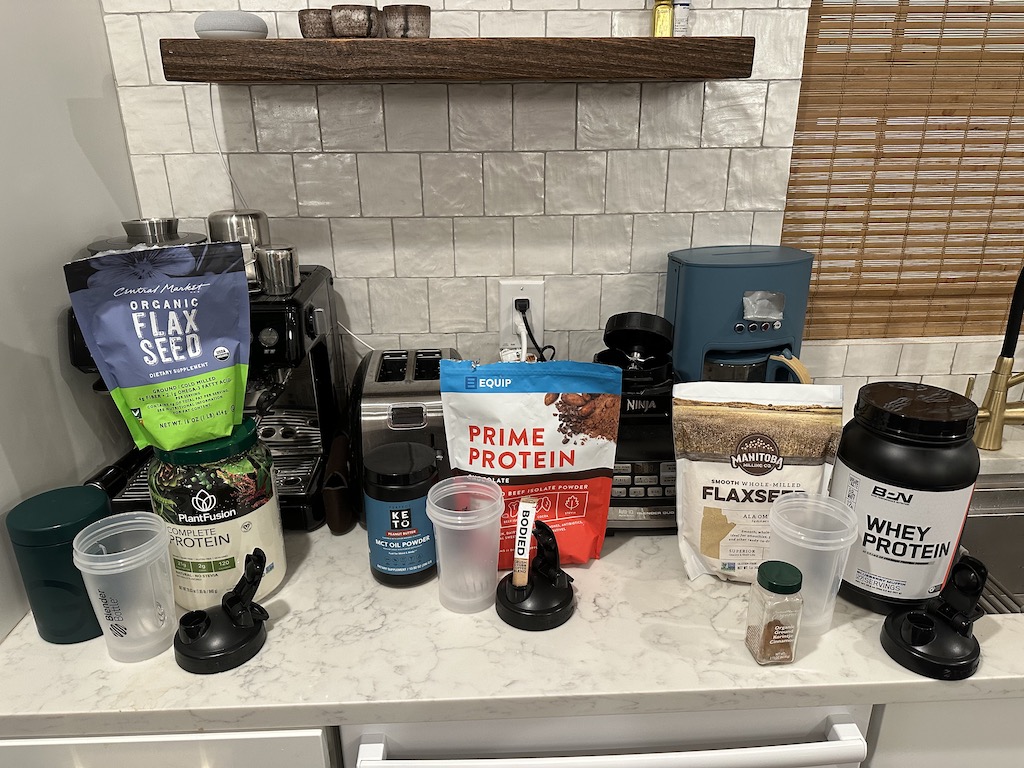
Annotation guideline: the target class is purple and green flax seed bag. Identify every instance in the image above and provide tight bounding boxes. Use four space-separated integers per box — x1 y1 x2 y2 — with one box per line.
64 241 250 451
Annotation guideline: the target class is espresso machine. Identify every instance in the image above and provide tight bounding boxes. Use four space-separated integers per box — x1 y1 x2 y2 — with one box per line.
68 264 347 532
664 245 814 383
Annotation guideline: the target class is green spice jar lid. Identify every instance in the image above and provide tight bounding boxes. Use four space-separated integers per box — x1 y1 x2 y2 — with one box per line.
6 486 112 547
153 418 258 465
757 560 802 595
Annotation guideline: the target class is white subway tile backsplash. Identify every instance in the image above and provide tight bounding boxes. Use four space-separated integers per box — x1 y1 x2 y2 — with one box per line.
334 278 372 335
431 11 480 37
751 211 785 244
228 153 298 216
165 154 235 218
138 13 199 85
252 85 321 152
240 0 306 10
600 272 661 320
429 278 489 332
799 342 848 379
573 215 633 274
606 150 669 213
130 155 173 217
456 333 503 365
454 218 514 276
577 83 642 150
689 8 743 35
104 15 149 86
631 213 693 272
422 153 484 217
184 85 257 154
726 148 792 210
450 85 513 151
844 343 902 377
568 330 606 362
103 0 169 11
172 0 236 9
763 80 801 147
268 218 334 271
370 279 431 334
666 149 729 211
701 81 769 148
513 216 574 275
484 153 545 216
401 333 459 351
897 342 955 376
357 154 423 217
545 151 607 214
393 219 456 277
546 276 603 330
383 84 450 151
612 10 649 36
319 85 385 152
690 211 754 246
743 10 810 80
639 82 703 149
480 11 546 36
546 10 612 35
952 339 1002 374
331 219 396 278
446 0 510 9
513 0 578 9
274 11 302 38
513 84 577 151
120 87 192 154
294 154 360 217
583 0 645 8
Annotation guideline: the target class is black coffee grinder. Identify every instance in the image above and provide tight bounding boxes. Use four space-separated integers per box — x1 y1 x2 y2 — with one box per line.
594 312 676 531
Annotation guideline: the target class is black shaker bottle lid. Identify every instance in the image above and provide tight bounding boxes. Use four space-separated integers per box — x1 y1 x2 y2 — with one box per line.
855 381 978 441
363 442 437 488
6 486 112 547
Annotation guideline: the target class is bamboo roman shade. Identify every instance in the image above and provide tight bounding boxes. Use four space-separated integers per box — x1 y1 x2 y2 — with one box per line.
783 0 1024 340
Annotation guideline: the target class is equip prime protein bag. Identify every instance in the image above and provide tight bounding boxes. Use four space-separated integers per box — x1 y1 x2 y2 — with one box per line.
672 381 843 583
64 242 250 452
440 359 622 570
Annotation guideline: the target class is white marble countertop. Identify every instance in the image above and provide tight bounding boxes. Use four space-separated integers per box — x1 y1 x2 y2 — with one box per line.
1 520 1023 740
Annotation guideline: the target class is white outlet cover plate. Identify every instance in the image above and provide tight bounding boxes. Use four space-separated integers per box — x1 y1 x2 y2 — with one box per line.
498 278 545 350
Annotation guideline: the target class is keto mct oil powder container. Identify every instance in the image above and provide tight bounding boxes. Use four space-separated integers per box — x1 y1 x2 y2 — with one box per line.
364 442 438 586
149 417 287 611
830 382 979 614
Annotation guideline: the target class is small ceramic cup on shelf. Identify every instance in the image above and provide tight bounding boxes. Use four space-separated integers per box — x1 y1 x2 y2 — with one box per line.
298 8 335 38
382 5 431 38
331 4 383 38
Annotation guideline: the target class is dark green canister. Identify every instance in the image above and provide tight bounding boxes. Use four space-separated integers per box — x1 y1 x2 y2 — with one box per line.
6 486 111 643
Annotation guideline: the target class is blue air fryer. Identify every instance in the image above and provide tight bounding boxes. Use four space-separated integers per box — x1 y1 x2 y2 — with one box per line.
665 245 814 383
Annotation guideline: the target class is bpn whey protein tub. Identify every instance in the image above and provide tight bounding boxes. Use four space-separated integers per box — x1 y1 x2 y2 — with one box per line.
830 381 979 614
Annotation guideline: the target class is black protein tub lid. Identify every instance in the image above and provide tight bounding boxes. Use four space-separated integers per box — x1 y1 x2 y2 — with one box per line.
854 382 978 441
363 442 437 487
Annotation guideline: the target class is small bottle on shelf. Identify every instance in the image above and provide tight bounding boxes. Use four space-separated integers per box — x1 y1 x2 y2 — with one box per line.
652 0 674 38
672 0 690 36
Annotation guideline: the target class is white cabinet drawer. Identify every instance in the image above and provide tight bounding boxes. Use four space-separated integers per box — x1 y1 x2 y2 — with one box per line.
342 706 871 768
0 727 333 768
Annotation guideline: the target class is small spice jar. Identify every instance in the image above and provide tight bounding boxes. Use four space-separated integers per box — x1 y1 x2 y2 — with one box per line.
745 560 803 665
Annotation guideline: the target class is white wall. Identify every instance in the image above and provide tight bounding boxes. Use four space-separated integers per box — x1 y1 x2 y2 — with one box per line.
0 0 139 638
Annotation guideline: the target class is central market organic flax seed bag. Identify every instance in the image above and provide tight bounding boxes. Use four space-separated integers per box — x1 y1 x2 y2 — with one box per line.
64 242 250 451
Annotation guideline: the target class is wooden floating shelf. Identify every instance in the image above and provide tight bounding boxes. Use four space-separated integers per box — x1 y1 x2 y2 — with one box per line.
160 37 755 84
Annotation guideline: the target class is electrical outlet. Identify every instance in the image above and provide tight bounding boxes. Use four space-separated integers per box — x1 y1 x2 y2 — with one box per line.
498 278 545 354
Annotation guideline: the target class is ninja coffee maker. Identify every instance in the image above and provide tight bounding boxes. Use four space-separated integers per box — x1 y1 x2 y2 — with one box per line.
664 245 814 384
594 312 676 531
69 265 347 532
